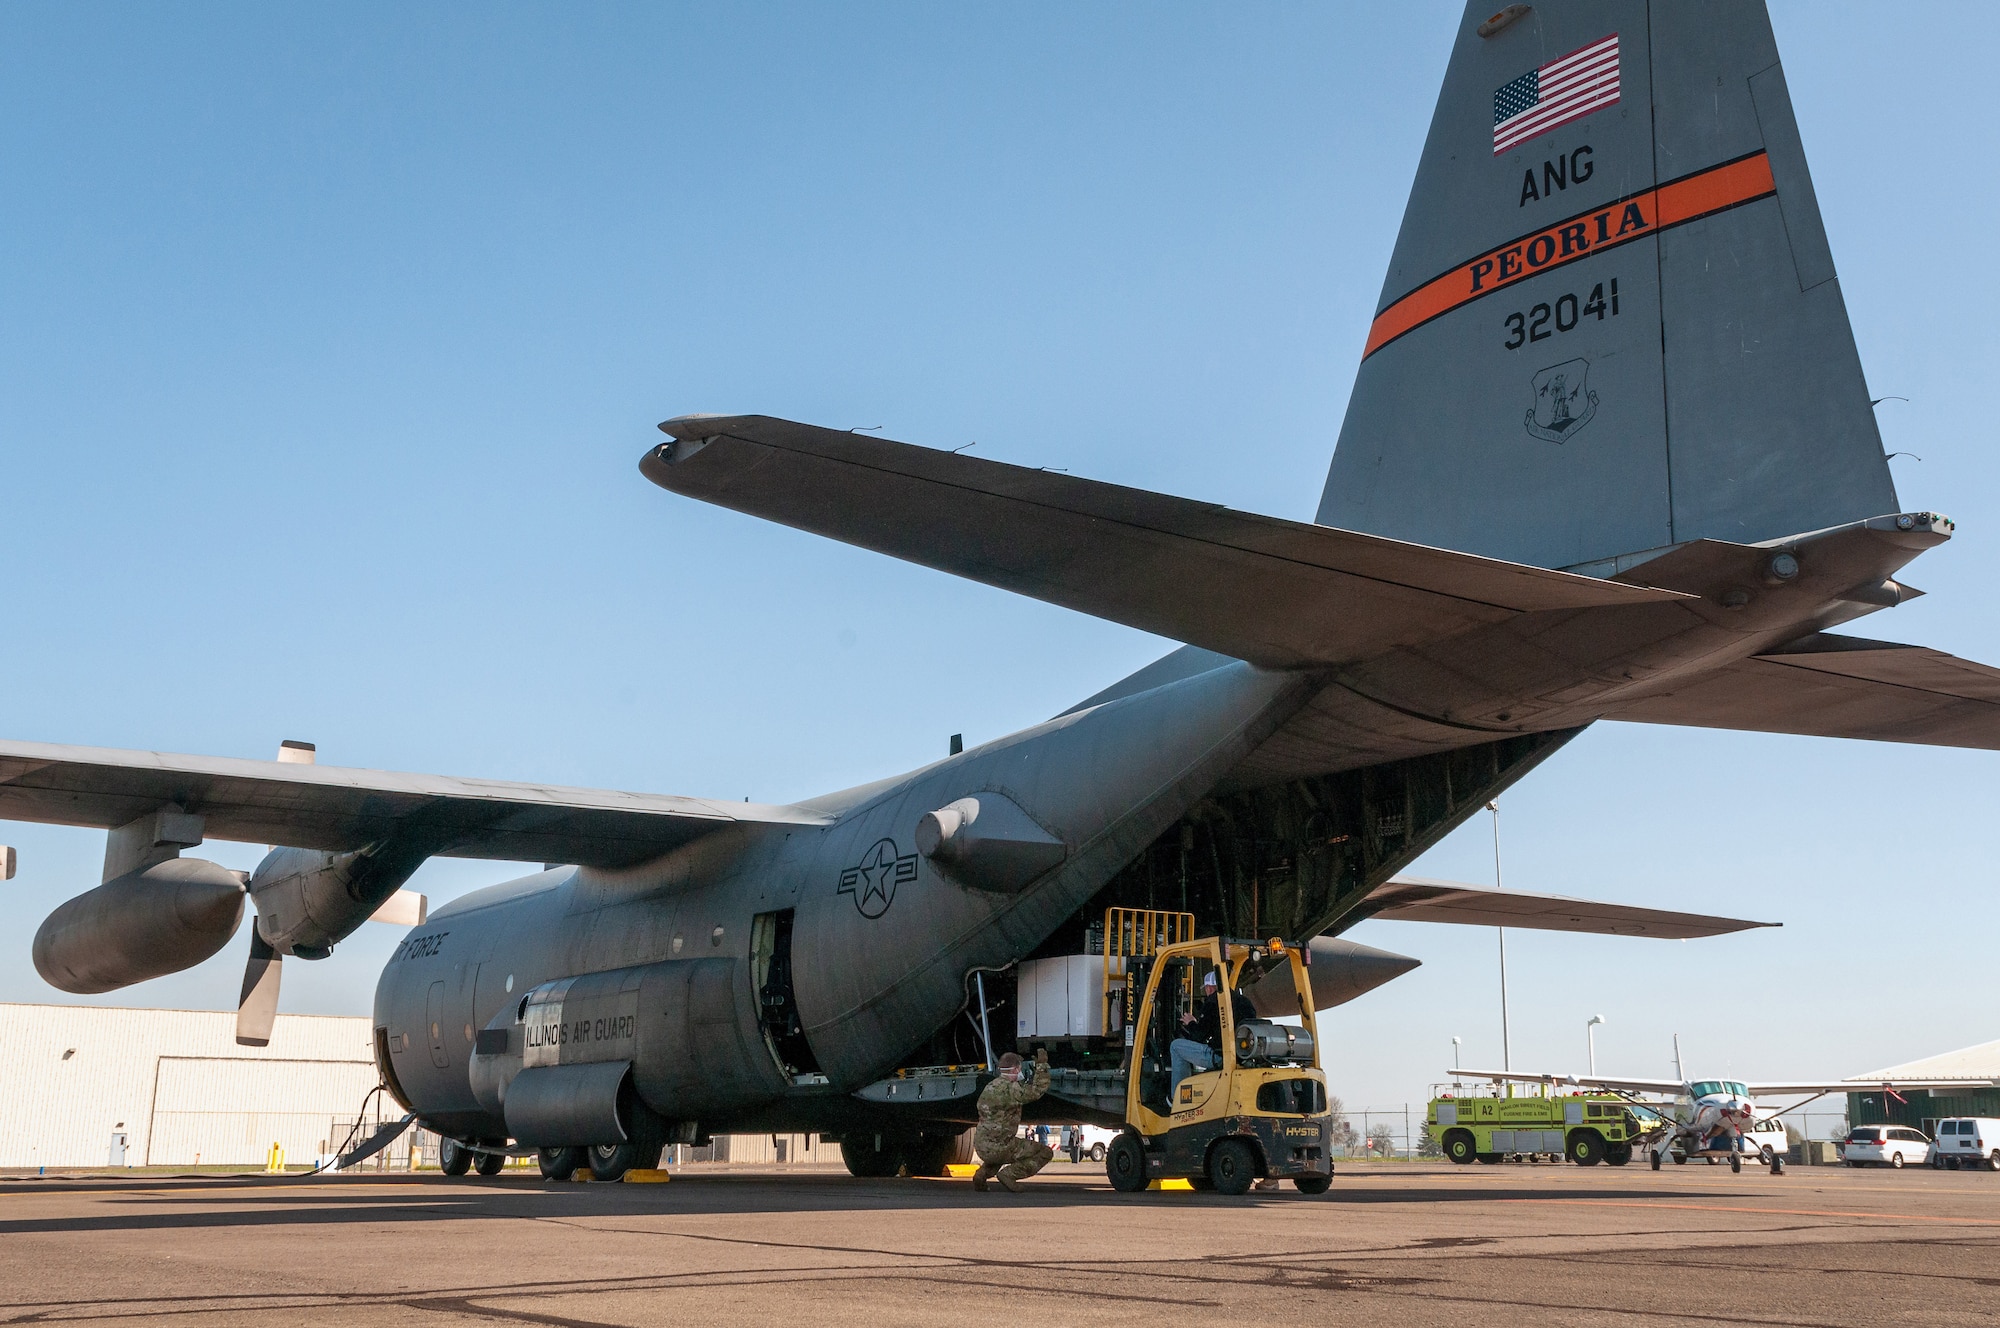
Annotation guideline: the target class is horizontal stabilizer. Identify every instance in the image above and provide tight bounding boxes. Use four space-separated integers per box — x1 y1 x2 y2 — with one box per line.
1361 875 1771 939
643 415 1684 670
1605 632 2000 748
0 740 827 869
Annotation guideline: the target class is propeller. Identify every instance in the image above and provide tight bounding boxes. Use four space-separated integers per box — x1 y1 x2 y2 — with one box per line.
236 925 282 1047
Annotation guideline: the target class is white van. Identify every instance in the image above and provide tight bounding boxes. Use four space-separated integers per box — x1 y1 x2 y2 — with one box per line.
1930 1118 2000 1171
1740 1114 1789 1164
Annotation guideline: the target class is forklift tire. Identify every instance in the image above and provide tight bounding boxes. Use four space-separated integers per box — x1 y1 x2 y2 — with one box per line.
1208 1140 1258 1196
439 1138 473 1176
1443 1130 1477 1164
475 1149 506 1177
1106 1132 1149 1193
538 1147 584 1180
1293 1175 1332 1195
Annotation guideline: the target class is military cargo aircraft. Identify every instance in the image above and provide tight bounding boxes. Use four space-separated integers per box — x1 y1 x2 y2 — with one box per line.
19 0 2000 1183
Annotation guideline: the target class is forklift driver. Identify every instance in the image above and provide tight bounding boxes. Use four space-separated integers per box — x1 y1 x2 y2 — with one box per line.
1170 970 1255 1098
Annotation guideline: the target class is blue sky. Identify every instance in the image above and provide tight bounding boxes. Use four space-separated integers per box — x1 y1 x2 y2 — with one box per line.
1 3 1994 1116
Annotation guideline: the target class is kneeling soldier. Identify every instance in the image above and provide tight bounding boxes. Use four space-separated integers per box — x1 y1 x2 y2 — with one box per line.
972 1049 1051 1192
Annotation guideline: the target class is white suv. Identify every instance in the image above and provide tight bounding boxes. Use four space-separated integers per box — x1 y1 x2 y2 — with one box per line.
1930 1118 2000 1171
1842 1125 1931 1168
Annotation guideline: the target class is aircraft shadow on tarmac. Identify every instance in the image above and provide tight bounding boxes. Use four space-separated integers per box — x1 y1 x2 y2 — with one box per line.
0 1172 1730 1238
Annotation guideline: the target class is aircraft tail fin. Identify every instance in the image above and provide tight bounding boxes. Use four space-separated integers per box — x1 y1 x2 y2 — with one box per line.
1317 0 1897 570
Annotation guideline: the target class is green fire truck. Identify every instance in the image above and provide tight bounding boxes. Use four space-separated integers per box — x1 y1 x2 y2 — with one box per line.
1428 1089 1660 1165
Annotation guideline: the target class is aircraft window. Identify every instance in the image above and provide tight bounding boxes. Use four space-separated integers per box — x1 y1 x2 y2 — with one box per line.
1723 1082 1748 1098
1691 1081 1722 1097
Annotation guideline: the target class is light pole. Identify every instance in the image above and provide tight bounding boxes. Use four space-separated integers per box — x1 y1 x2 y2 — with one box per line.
1488 800 1510 1072
1451 1036 1462 1074
1587 1014 1606 1075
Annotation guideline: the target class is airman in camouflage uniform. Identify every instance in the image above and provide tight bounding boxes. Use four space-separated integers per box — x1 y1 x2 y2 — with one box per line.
972 1049 1051 1192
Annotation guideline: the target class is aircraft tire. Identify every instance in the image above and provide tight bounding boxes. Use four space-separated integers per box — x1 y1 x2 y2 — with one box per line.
1443 1130 1477 1164
439 1137 473 1176
538 1147 584 1180
1207 1139 1257 1196
1730 1151 1742 1174
899 1135 956 1178
475 1149 506 1177
590 1138 662 1183
840 1135 901 1178
1105 1131 1149 1192
1293 1174 1332 1195
1650 1150 1662 1171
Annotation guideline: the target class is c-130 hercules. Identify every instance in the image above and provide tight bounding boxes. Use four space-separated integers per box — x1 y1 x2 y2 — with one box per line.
19 0 2000 1181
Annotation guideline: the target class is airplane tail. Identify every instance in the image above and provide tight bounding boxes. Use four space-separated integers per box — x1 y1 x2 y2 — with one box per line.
1317 0 1897 570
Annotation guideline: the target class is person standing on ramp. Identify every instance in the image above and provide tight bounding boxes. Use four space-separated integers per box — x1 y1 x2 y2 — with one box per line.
972 1049 1051 1192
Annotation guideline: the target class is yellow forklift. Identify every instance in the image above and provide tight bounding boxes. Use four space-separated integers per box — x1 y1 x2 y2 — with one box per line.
1100 924 1334 1196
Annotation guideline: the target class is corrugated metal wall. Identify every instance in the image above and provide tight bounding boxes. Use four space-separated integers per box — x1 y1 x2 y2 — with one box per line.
0 1002 375 1168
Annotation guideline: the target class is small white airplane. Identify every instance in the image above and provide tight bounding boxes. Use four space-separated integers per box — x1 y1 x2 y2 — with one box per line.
1460 1054 1991 1175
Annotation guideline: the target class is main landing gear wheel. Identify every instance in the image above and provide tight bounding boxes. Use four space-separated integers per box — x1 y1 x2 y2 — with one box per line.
590 1140 659 1183
1650 1149 1662 1171
475 1149 505 1176
1293 1174 1332 1195
1444 1130 1477 1164
439 1138 473 1176
1208 1140 1258 1196
839 1135 901 1178
1105 1132 1148 1193
538 1147 584 1180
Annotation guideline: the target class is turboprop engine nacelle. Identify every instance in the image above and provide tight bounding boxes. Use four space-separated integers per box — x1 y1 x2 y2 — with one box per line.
32 858 247 994
249 844 425 958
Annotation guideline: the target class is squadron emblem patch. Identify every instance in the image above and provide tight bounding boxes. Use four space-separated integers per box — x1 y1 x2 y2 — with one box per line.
837 837 918 918
1525 357 1598 443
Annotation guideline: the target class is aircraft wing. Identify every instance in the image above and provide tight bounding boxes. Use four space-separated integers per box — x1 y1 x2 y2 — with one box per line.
0 739 828 869
1604 632 2000 748
1457 1069 1998 1096
1752 1078 1999 1096
1358 876 1773 938
1456 1069 1686 1094
640 415 1689 671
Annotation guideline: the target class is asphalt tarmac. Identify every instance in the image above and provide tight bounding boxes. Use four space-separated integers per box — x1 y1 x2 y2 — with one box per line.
2 1157 1996 1326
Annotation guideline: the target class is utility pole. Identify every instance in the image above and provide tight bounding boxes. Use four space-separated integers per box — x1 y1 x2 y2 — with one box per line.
1488 800 1510 1072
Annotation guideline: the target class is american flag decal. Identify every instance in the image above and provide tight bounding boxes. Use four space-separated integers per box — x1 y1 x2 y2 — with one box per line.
1493 34 1619 156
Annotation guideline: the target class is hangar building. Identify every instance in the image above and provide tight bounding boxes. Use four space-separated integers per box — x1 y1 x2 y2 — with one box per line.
1849 1039 2000 1134
0 1002 378 1168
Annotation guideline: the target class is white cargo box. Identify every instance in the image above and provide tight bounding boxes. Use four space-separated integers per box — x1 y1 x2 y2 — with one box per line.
1016 955 1124 1039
